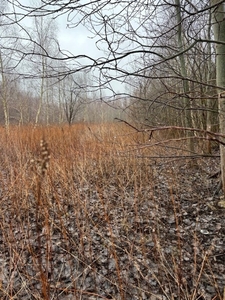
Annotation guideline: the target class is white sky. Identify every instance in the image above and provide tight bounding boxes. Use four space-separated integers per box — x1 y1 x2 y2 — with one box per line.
57 15 125 96
57 14 101 59
7 0 127 96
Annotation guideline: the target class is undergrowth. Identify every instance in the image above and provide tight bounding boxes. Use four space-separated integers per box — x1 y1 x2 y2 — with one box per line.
0 123 224 300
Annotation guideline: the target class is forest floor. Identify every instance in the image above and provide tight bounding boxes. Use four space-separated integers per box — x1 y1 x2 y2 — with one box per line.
0 123 224 300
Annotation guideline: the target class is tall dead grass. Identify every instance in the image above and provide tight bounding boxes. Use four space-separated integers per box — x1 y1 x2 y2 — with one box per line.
0 123 223 300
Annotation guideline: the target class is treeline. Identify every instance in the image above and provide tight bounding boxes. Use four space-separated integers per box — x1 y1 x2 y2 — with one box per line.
0 78 128 125
127 1 219 135
0 0 221 135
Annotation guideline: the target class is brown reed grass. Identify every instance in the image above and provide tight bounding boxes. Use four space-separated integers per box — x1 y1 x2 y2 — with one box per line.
0 123 223 300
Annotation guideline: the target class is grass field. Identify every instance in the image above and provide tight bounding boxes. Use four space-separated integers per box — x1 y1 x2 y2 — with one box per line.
0 123 224 300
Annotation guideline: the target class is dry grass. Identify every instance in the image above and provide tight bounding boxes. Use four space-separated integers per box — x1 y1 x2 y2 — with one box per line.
0 123 224 300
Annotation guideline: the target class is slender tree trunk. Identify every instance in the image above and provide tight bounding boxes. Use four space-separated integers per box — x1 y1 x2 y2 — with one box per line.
211 0 225 195
0 51 9 131
206 8 213 154
46 83 49 125
58 80 64 123
175 0 194 153
35 57 45 125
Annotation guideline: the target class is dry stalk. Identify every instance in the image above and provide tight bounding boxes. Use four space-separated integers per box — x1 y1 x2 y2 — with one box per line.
30 138 50 300
96 185 125 300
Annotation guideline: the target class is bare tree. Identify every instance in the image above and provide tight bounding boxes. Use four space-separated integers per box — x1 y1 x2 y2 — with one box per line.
0 0 20 129
62 74 86 125
211 0 225 194
29 13 59 125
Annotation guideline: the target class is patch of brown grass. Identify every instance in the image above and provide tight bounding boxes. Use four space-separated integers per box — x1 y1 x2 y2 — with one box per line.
0 123 223 300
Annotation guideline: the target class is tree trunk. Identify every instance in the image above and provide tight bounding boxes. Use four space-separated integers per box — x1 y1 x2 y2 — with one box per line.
0 51 9 131
206 8 214 154
211 0 225 195
175 0 194 153
35 57 45 125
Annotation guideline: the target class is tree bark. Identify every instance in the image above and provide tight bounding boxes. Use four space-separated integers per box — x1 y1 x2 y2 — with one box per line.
206 8 215 154
0 51 9 131
211 0 225 195
175 0 194 153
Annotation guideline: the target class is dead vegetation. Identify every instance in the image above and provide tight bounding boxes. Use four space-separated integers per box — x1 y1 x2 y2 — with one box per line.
0 123 224 300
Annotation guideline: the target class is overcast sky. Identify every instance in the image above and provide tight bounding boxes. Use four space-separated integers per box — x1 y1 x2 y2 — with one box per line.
57 14 102 59
8 0 127 96
57 14 125 96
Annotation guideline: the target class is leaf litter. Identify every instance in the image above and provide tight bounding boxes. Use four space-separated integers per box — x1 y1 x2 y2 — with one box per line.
0 146 224 300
